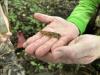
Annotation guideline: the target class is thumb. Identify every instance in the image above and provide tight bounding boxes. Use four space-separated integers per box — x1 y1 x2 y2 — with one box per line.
34 13 54 23
52 42 87 60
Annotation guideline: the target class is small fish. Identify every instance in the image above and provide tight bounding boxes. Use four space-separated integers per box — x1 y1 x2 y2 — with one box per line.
40 31 61 39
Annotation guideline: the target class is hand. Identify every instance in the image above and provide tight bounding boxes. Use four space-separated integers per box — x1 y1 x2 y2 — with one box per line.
50 34 100 64
23 13 79 57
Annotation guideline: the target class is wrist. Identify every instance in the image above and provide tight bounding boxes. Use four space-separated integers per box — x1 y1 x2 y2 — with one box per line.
67 17 87 34
67 21 80 36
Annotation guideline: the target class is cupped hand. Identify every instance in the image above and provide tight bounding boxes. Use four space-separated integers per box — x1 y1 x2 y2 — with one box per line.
49 34 100 64
23 13 79 57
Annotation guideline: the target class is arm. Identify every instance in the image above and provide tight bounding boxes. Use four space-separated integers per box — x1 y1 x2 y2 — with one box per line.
67 0 99 34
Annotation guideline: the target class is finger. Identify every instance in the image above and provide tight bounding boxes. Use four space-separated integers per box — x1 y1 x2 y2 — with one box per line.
23 32 42 47
77 55 96 64
36 53 59 63
51 36 72 50
37 52 74 64
52 46 73 60
69 35 86 45
68 37 79 45
35 38 58 57
25 36 50 55
34 13 54 24
53 42 92 61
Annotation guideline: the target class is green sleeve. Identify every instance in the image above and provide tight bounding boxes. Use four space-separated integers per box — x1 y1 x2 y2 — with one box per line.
67 0 99 34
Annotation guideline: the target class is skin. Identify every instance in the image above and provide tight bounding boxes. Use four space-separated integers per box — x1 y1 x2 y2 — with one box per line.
23 13 79 57
23 13 100 64
51 34 100 64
